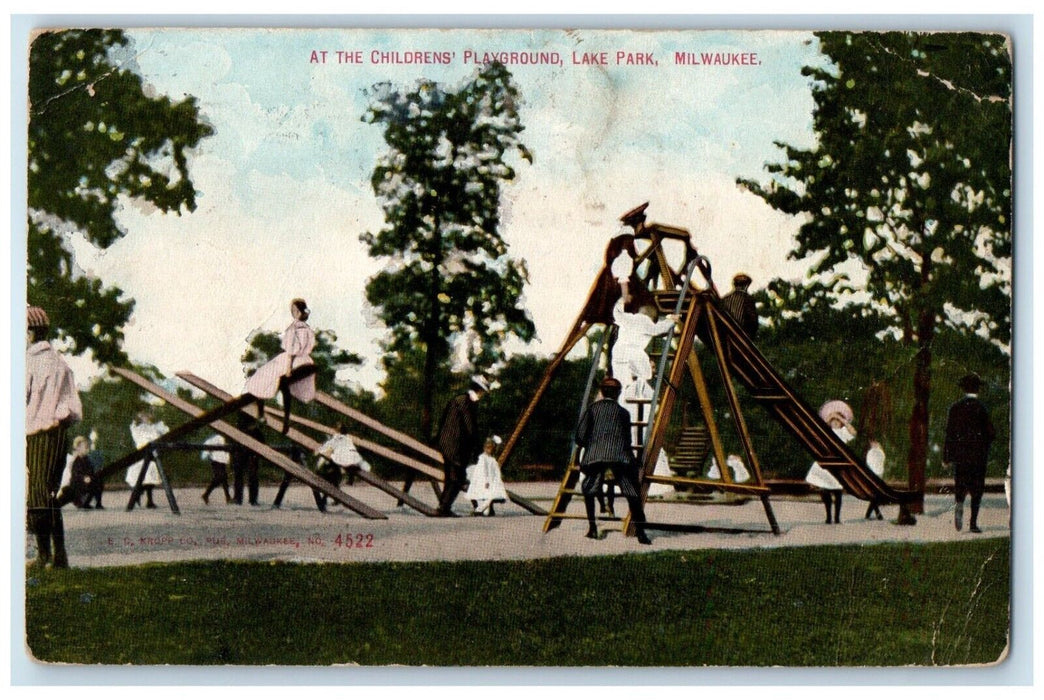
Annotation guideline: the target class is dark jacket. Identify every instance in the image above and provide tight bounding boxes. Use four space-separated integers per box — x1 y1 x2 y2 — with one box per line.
944 395 995 472
575 398 634 467
720 289 758 339
436 393 479 470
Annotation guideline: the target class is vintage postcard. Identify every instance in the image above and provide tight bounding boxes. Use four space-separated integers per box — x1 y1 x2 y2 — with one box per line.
18 24 1015 672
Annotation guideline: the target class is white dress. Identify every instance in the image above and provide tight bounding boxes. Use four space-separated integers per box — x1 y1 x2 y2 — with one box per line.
465 453 508 508
611 299 677 386
202 434 229 466
125 420 167 487
707 454 751 483
866 443 885 478
805 425 854 491
317 433 371 472
244 320 316 402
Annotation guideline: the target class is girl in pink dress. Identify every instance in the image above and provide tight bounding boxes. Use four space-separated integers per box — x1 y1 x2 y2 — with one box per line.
244 299 317 433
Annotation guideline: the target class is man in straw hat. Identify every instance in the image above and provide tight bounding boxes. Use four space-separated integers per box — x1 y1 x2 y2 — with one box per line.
434 375 490 516
944 373 996 533
25 306 82 568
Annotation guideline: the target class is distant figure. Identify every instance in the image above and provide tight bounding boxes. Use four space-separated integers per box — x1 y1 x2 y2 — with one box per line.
466 436 508 517
57 436 95 509
231 413 264 506
84 430 105 509
313 422 371 511
707 453 751 483
720 273 759 339
201 434 231 505
244 298 317 434
574 377 651 545
435 375 489 516
944 373 996 534
864 441 886 520
859 379 893 521
26 305 82 569
806 400 856 524
125 409 166 509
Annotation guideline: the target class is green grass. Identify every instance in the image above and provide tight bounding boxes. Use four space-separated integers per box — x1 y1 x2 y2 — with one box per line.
25 539 1009 666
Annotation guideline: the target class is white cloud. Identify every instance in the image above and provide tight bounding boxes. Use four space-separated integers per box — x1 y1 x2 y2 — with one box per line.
64 28 824 393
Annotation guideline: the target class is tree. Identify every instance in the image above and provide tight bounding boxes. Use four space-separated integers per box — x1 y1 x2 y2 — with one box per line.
361 62 536 439
738 32 1011 504
28 29 213 364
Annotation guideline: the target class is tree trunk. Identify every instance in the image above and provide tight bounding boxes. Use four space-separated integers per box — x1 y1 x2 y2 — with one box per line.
420 344 435 442
421 218 443 442
905 257 935 513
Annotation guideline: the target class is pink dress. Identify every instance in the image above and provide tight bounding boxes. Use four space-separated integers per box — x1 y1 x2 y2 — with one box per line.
244 320 316 403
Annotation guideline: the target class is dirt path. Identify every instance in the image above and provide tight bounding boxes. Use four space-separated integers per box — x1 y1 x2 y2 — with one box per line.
36 483 1012 568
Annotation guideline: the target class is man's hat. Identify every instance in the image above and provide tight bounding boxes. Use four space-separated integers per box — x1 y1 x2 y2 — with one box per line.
27 306 50 330
733 273 752 288
470 375 491 393
959 373 982 394
619 202 649 227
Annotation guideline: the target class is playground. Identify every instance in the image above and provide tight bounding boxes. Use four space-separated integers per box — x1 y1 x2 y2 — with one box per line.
60 204 938 557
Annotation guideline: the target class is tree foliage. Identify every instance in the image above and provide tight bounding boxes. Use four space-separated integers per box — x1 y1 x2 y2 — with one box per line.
738 32 1011 490
361 62 535 437
28 29 213 364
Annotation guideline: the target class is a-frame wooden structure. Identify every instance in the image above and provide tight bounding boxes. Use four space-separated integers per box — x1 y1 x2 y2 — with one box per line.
103 366 547 520
498 203 921 538
100 368 387 519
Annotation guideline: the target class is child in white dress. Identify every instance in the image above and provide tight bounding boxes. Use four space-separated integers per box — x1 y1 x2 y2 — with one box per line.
466 436 507 516
806 401 856 524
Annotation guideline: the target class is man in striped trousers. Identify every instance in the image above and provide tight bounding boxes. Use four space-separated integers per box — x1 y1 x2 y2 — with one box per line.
26 306 82 569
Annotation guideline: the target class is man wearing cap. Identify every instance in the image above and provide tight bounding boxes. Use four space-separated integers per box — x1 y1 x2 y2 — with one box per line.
434 376 488 516
574 376 652 544
944 373 996 533
25 306 82 568
720 273 759 340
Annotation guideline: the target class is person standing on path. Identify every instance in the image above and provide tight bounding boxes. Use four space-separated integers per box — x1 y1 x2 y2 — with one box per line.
125 409 167 509
574 377 652 545
434 375 489 516
201 433 231 505
25 306 82 568
231 413 265 506
465 436 508 517
806 400 856 524
84 431 105 509
944 373 996 533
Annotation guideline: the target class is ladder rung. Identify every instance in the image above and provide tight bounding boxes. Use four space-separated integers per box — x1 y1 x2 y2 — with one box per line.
546 513 623 522
625 398 653 404
751 393 788 401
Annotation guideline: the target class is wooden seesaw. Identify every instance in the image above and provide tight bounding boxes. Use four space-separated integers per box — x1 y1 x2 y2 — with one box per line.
174 371 439 516
102 367 386 519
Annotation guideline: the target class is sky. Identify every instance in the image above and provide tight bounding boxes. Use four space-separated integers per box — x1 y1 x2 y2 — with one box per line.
58 27 828 394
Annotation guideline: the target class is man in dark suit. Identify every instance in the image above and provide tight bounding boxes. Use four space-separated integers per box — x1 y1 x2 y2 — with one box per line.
435 376 488 516
944 373 996 533
720 273 759 339
575 376 651 544
231 413 264 506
